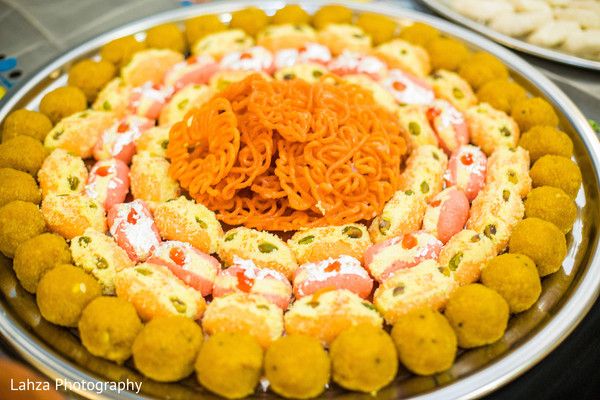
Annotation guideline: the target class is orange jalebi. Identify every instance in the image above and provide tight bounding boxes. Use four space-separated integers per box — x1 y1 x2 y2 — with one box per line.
167 74 408 231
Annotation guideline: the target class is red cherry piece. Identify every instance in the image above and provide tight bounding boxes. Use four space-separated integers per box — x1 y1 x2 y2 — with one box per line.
127 208 138 225
460 153 474 165
95 166 111 177
393 81 406 91
117 122 129 133
427 107 441 122
324 260 342 273
402 233 418 249
169 247 186 266
236 270 254 292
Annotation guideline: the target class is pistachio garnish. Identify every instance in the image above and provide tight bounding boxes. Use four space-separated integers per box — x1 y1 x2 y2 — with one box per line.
484 224 497 238
393 284 406 296
95 256 109 270
195 216 207 229
67 175 79 191
408 121 421 136
342 225 363 239
78 236 91 247
448 252 463 271
378 218 391 235
298 235 315 245
258 242 278 253
170 297 187 314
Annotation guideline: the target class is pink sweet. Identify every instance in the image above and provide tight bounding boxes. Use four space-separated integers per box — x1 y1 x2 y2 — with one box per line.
424 187 470 244
274 42 332 69
128 82 173 120
147 241 220 297
380 69 435 105
108 200 161 262
426 99 469 154
219 46 275 74
327 51 387 80
85 158 130 210
93 115 154 163
364 230 443 282
212 257 292 309
444 145 487 201
293 255 373 299
164 55 219 91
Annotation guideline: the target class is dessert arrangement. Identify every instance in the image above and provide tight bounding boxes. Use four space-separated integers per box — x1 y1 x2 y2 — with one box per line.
0 3 585 399
444 0 600 61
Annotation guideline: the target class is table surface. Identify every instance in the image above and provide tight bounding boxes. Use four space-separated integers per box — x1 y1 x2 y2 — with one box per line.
0 0 599 399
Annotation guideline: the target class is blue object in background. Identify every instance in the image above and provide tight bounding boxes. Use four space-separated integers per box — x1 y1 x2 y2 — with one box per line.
0 57 17 72
0 55 21 90
179 0 210 6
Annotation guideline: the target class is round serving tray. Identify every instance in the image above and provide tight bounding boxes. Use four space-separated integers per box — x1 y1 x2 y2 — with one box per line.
419 0 600 71
0 1 599 399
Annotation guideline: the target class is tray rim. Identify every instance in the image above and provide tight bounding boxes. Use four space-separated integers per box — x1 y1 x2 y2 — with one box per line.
419 0 600 71
0 1 599 399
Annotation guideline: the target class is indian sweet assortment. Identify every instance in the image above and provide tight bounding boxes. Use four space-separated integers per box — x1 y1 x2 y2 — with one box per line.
0 3 583 399
446 0 600 61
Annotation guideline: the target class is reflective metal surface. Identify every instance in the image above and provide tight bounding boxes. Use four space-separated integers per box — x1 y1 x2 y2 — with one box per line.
420 0 600 71
0 1 599 399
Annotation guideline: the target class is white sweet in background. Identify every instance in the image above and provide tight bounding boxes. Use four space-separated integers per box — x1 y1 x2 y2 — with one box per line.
568 1 600 14
562 29 600 57
544 0 571 6
510 0 553 14
489 10 552 37
450 0 514 22
528 20 581 47
446 0 600 60
554 7 600 29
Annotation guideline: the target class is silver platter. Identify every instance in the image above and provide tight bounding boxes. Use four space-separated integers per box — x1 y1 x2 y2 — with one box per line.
420 0 600 71
0 1 599 399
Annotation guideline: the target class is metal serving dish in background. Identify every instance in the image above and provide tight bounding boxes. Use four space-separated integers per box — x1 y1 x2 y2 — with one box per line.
420 0 600 71
0 1 599 399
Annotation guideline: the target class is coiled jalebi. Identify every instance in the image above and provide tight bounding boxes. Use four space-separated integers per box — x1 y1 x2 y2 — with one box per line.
168 74 407 231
